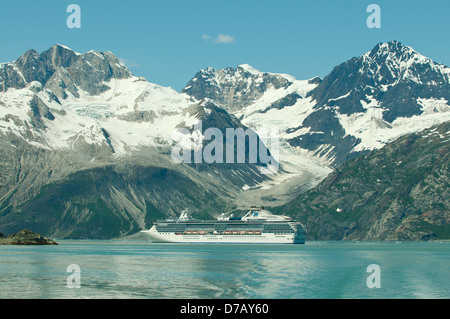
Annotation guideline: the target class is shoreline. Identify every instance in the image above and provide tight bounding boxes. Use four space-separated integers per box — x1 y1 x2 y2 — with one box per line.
0 229 58 245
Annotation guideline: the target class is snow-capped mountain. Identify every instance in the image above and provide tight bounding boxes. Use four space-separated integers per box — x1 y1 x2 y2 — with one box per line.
183 64 295 113
0 41 449 239
0 44 201 154
0 45 273 238
0 44 276 168
182 41 450 169
281 120 450 241
299 40 450 159
182 64 332 198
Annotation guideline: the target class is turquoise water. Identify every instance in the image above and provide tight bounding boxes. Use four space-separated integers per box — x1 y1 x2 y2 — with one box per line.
0 240 448 299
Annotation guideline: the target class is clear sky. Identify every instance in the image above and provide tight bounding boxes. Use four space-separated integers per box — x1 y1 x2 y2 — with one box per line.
1 0 449 91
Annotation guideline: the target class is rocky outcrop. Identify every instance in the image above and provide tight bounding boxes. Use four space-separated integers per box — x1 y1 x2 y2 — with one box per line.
0 229 58 245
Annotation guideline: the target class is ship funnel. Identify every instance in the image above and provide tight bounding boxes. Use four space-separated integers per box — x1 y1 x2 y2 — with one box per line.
178 208 191 221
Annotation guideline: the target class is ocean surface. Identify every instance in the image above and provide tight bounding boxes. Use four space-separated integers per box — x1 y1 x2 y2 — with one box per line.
0 240 448 299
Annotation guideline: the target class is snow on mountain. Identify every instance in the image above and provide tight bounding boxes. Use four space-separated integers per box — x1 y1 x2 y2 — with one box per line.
0 45 276 218
1 40 449 210
1 41 450 238
229 72 332 193
295 40 450 159
60 77 200 155
0 45 281 238
0 45 212 158
182 64 334 200
360 41 450 86
182 64 294 113
181 41 450 199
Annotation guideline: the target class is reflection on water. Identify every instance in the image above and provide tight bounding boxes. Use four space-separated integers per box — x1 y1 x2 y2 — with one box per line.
0 241 449 299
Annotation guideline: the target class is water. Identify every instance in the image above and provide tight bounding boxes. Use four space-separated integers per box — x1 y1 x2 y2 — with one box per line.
0 240 448 299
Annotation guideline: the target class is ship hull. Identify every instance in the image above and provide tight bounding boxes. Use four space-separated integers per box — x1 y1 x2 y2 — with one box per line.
141 226 305 244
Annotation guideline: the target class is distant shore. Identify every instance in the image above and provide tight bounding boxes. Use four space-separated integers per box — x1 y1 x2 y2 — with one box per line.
0 229 58 245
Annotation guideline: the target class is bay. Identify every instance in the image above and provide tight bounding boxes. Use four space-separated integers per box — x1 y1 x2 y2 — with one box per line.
0 240 448 299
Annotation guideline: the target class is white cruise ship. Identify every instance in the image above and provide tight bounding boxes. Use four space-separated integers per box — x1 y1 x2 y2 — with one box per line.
140 207 306 244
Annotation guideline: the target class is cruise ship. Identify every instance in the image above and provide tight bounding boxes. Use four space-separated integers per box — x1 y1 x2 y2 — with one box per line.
140 207 306 244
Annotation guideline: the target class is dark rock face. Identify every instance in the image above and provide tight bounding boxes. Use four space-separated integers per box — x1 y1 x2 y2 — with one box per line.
0 44 132 96
308 41 450 122
15 49 54 86
261 93 302 113
0 229 58 245
61 51 131 96
40 44 80 68
1 41 449 241
286 108 364 163
182 65 292 112
181 41 450 166
288 40 450 164
281 121 450 241
0 165 227 239
28 95 56 129
0 63 26 92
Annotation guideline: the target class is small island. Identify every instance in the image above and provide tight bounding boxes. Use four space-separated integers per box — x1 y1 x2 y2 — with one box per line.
0 229 58 245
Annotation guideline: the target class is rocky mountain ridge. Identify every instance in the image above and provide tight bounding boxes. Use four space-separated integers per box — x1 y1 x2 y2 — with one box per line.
0 45 273 238
0 41 449 239
183 41 450 166
280 121 450 240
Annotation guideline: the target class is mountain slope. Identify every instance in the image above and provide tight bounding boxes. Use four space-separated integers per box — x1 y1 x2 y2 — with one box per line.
0 45 273 238
182 64 334 202
280 121 450 241
293 40 450 162
183 41 450 167
180 41 450 210
1 41 449 239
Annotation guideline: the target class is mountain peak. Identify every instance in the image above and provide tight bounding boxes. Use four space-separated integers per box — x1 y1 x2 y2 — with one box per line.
237 64 261 75
378 40 404 50
54 43 77 52
48 44 82 57
365 40 419 62
41 44 80 69
182 64 293 112
360 40 450 85
0 44 133 95
15 49 40 63
306 39 450 125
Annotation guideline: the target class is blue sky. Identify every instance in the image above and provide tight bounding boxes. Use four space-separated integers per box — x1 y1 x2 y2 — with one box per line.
1 0 449 91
